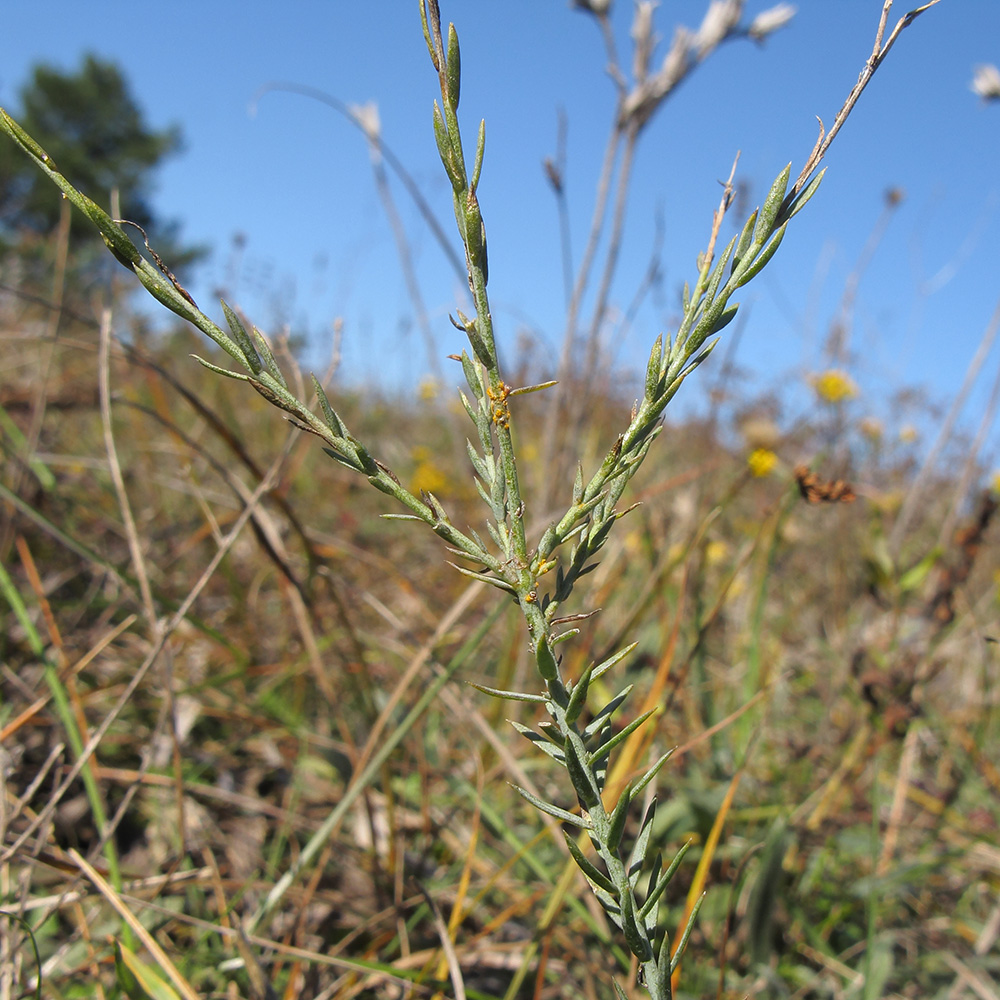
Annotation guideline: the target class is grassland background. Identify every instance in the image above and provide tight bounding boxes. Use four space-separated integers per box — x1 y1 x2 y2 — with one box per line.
1 4 999 999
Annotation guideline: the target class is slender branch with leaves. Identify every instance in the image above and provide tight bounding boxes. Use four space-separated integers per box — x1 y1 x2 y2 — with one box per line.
0 1 941 996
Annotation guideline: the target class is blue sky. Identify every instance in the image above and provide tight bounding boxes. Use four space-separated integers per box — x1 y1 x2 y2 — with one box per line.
2 2 999 447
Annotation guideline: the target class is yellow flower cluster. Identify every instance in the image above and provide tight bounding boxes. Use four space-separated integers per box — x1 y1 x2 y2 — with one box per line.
747 447 778 478
408 445 449 496
811 369 858 404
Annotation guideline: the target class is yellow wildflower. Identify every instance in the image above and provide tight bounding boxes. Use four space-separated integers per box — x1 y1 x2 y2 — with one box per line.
747 447 778 478
705 539 729 566
991 471 1000 495
899 424 918 444
811 369 858 404
418 377 439 402
409 445 448 496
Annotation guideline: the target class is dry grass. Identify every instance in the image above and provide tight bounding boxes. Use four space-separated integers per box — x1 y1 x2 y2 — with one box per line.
1 293 998 1000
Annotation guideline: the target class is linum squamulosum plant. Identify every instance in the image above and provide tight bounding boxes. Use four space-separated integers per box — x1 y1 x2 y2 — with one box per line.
0 1 943 996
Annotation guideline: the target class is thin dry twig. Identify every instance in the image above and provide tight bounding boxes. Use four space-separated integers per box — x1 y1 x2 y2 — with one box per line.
792 0 943 196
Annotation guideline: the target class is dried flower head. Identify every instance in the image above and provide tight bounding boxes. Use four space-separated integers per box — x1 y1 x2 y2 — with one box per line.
971 63 1000 101
748 3 797 41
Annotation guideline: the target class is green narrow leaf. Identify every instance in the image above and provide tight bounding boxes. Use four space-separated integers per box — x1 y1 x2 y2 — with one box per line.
592 643 638 682
471 118 486 191
605 782 633 853
703 233 737 306
758 162 791 238
251 326 287 389
632 750 674 799
466 682 547 703
669 892 706 973
620 887 653 961
732 208 758 271
564 733 601 808
221 300 262 373
551 628 580 646
322 446 363 472
708 303 739 335
588 709 656 764
189 355 253 382
535 636 559 681
639 841 692 921
734 221 788 288
628 798 658 878
898 547 942 593
778 167 826 224
564 664 595 725
447 563 517 593
513 785 591 828
445 22 461 109
510 721 566 763
310 375 346 438
644 334 663 399
584 685 634 737
460 350 482 398
115 942 183 1000
563 832 619 896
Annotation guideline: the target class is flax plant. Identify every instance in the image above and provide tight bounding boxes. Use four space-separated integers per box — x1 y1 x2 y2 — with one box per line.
0 2 941 996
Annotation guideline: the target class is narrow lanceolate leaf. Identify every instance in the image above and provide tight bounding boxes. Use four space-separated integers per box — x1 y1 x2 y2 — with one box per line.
592 643 638 682
310 375 346 438
573 463 585 504
734 221 788 288
704 233 737 307
465 682 547 703
649 937 671 1000
629 798 658 878
645 334 664 400
732 208 758 271
445 22 461 109
222 301 262 373
551 628 581 646
460 350 482 398
564 734 601 809
188 352 251 382
639 840 692 921
584 685 634 737
758 162 792 238
322 446 364 472
471 118 486 192
778 167 826 225
708 303 739 335
605 782 633 853
446 562 516 592
620 887 653 961
670 891 706 973
642 851 663 932
432 101 455 179
563 832 618 896
466 442 490 480
513 785 591 828
509 379 558 397
564 664 595 725
588 709 656 764
535 636 559 681
633 749 674 799
510 721 566 763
